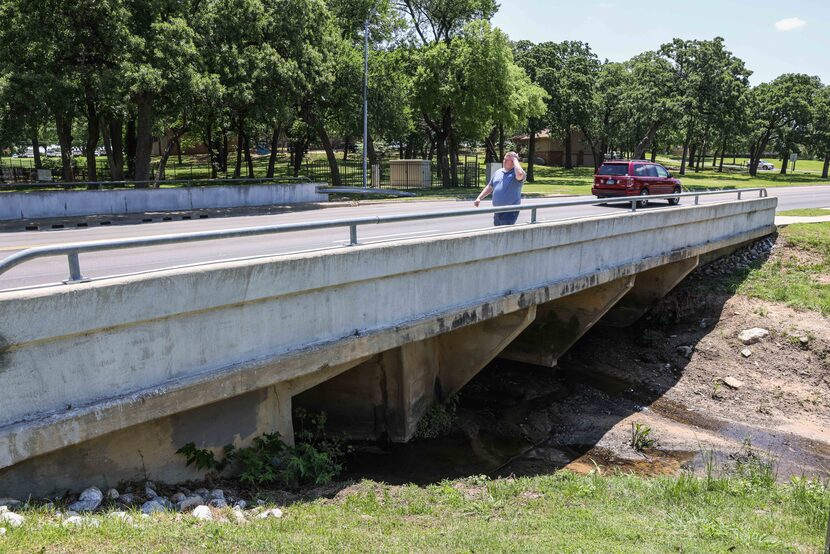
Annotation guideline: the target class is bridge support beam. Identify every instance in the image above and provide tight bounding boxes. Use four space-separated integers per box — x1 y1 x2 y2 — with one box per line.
601 255 699 327
500 276 635 367
294 306 536 442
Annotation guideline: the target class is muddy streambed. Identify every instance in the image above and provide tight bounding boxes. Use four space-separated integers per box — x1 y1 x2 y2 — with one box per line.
344 246 830 484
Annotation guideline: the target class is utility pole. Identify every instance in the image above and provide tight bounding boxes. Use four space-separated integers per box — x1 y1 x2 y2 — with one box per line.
363 15 369 188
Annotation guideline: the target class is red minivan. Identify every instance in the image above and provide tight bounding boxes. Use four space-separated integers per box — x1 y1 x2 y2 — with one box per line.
592 160 682 207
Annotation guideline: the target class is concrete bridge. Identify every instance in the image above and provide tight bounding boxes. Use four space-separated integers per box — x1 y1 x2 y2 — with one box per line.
0 196 776 497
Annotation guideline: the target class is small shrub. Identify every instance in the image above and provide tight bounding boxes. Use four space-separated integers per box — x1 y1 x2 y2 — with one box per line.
629 422 656 452
175 410 346 489
415 394 460 439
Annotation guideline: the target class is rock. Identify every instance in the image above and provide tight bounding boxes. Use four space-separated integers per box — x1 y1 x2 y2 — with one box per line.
210 489 225 501
194 488 209 497
739 328 769 345
676 345 693 358
106 489 119 500
234 500 247 510
141 500 165 515
210 499 228 509
741 348 752 358
116 493 135 507
799 336 810 346
0 527 5 536
0 511 24 528
171 493 186 503
722 376 744 390
145 485 158 499
68 486 103 513
256 508 283 519
177 496 204 512
231 509 247 524
63 516 99 528
109 511 133 524
0 499 21 510
192 505 213 521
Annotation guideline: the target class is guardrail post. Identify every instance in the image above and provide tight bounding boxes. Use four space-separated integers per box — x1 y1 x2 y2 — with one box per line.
349 224 358 246
65 252 83 283
630 200 636 212
695 195 700 205
737 191 742 200
530 208 537 224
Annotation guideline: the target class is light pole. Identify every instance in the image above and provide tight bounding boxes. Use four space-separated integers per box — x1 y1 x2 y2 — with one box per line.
362 14 369 188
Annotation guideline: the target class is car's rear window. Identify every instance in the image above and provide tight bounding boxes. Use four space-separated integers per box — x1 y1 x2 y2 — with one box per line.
598 164 628 176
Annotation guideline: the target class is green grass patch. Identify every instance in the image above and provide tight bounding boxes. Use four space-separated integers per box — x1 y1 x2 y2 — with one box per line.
733 223 830 315
2 473 827 552
778 208 830 217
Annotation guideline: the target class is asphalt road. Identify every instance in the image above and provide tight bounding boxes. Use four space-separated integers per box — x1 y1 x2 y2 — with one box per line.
1 185 828 291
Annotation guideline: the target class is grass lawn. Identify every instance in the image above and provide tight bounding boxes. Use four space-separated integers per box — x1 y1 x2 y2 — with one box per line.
726 222 830 315
2 473 828 553
778 208 830 217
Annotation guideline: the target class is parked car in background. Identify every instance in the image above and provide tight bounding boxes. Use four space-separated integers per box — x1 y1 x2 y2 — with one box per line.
45 145 61 157
591 160 683 208
95 146 107 156
756 159 775 170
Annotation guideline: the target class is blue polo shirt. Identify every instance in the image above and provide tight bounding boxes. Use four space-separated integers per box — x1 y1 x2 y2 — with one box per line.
491 168 524 206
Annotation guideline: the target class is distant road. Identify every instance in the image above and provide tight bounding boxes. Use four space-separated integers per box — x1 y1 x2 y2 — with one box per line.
0 185 827 291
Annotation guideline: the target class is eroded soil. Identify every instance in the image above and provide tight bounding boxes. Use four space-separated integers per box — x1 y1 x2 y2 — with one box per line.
346 238 830 484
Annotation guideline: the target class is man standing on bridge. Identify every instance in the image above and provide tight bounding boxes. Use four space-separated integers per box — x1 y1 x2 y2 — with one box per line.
474 151 526 226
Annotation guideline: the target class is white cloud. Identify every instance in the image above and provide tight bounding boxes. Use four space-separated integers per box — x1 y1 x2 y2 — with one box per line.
774 17 806 31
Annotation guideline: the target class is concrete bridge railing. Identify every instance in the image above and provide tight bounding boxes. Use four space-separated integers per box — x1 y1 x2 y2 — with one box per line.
0 196 776 496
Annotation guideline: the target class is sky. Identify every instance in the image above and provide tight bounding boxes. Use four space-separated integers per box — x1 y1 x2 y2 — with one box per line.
491 0 829 85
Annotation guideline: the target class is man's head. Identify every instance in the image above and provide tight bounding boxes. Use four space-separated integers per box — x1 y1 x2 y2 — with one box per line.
503 151 519 170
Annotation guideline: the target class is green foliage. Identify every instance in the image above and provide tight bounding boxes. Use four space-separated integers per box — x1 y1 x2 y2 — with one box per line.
629 422 657 451
414 394 459 439
174 411 346 489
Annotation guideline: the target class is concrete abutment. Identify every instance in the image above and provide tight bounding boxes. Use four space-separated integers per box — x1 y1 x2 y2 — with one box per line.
294 307 536 442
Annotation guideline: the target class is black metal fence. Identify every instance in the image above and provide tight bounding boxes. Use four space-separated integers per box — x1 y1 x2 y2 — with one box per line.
0 154 483 189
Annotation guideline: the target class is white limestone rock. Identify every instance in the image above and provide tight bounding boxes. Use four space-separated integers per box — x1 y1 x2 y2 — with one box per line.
0 511 24 528
256 508 283 519
192 505 213 521
739 328 769 345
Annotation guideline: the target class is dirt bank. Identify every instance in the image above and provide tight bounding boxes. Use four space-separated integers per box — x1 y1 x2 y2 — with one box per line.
347 235 830 484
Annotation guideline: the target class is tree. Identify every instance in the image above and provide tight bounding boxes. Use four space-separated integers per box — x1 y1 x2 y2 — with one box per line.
745 73 821 176
808 85 830 179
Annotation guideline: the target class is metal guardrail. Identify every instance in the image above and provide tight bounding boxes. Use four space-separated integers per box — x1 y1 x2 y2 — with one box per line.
0 188 768 285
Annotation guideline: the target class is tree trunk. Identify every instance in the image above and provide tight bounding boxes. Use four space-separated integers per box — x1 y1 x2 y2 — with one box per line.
563 127 573 169
779 150 789 175
650 143 657 162
84 95 100 186
234 124 244 178
154 128 187 185
266 125 281 178
634 121 659 160
134 92 154 184
748 130 771 177
176 137 183 165
205 125 218 178
243 131 254 178
31 135 42 169
688 144 697 173
342 136 349 161
221 131 229 173
484 127 498 162
527 130 536 183
498 123 504 160
449 132 459 188
718 136 727 173
316 123 342 187
436 134 450 187
822 153 829 179
679 123 693 176
125 117 137 179
367 132 378 165
55 112 74 182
